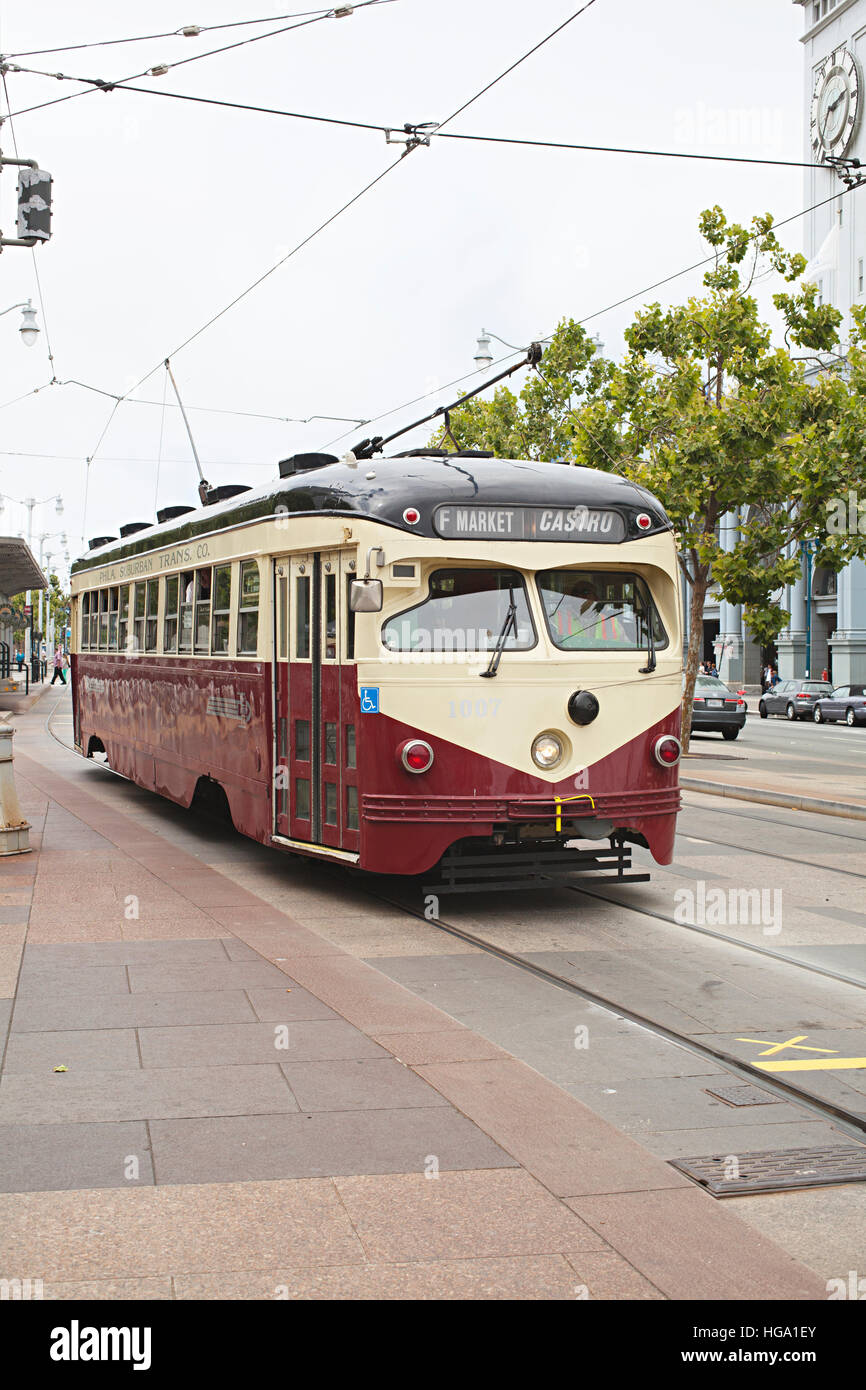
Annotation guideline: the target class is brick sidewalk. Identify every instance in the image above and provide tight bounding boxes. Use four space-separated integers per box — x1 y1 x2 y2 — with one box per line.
0 704 826 1300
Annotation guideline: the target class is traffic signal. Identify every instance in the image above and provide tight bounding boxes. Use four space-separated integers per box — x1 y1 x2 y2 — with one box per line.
17 168 52 242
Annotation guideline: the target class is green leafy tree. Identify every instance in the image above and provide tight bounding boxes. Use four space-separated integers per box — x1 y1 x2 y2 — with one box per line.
438 208 866 748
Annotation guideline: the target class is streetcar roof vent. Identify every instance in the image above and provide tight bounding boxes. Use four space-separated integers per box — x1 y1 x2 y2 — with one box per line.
278 452 338 478
156 504 195 524
88 535 117 551
119 521 151 538
204 484 253 505
395 448 495 459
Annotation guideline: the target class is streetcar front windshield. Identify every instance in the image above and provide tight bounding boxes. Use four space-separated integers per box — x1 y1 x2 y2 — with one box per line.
537 569 667 651
382 568 535 653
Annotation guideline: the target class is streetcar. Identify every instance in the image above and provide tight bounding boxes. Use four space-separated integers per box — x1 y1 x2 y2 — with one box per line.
70 448 683 892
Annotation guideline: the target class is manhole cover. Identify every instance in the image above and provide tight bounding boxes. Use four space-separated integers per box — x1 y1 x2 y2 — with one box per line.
704 1084 780 1108
671 1145 866 1196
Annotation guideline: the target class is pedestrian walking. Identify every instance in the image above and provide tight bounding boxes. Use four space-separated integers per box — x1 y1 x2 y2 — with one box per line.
15 649 24 673
50 648 67 686
821 667 829 682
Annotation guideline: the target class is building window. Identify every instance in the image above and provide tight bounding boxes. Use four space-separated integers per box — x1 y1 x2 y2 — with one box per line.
238 560 259 655
212 565 231 654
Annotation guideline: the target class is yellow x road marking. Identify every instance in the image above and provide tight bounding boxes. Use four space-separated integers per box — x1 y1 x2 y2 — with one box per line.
737 1035 866 1073
737 1036 837 1056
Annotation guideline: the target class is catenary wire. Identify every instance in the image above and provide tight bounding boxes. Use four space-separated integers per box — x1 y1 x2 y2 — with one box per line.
2 7 350 58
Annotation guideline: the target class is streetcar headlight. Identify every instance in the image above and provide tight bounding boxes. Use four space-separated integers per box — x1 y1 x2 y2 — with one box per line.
653 734 681 767
532 732 564 769
398 739 434 773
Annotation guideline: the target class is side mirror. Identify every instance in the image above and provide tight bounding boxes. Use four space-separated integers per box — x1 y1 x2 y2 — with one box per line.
350 578 383 613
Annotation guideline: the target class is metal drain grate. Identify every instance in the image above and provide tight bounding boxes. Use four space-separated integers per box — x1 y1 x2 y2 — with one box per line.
671 1145 866 1196
704 1083 780 1108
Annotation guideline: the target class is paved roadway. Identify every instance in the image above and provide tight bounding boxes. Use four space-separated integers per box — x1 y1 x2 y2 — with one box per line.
20 691 866 1290
686 711 866 808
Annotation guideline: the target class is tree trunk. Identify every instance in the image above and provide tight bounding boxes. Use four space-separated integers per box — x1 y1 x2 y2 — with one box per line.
681 567 710 753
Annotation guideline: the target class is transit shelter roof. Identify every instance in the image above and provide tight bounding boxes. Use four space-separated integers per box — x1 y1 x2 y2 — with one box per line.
0 536 47 598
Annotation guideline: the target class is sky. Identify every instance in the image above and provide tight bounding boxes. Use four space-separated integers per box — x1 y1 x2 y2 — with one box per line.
0 0 810 574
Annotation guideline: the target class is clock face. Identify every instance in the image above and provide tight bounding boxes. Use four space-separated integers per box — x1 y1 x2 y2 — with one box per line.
811 46 861 160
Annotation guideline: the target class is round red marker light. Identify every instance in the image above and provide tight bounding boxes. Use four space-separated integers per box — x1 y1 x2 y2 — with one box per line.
399 739 434 773
653 734 681 767
636 512 652 531
403 507 420 525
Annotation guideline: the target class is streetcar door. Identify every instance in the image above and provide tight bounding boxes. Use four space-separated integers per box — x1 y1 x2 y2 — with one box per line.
275 551 348 849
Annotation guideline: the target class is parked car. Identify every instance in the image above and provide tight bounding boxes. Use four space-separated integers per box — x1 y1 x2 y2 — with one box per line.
813 684 866 726
689 675 748 740
758 678 832 721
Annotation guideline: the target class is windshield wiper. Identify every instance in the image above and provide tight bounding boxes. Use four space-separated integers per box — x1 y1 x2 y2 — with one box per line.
480 590 517 678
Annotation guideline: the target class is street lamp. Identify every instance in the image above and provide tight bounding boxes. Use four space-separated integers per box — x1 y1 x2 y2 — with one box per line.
473 331 494 371
0 298 40 347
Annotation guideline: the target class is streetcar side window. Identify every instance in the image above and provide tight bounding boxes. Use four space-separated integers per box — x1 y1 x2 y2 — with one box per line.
179 571 194 653
163 575 179 653
98 589 109 650
212 565 232 655
296 575 310 659
118 585 130 653
382 569 535 652
81 592 90 650
108 587 119 650
278 575 288 660
194 569 212 653
536 569 668 651
324 572 337 661
145 579 159 653
238 561 260 655
133 582 146 652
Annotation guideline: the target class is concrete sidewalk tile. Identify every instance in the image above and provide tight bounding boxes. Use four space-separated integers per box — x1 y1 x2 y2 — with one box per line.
11 989 258 1032
0 1062 297 1125
0 891 32 906
139 1020 384 1068
15 964 131 997
22 940 230 968
174 1254 585 1300
149 1107 516 1184
220 938 262 961
0 1000 11 1051
127 961 294 994
2 1028 141 1074
222 920 348 957
0 943 23 997
120 918 227 941
334 1169 605 1262
280 1058 451 1112
564 1250 665 1300
245 986 340 1023
43 1278 172 1300
0 906 30 926
413 1058 692 1196
0 1179 364 1277
278 955 475 1034
25 918 125 944
371 1029 511 1066
564 1190 826 1300
0 1120 154 1192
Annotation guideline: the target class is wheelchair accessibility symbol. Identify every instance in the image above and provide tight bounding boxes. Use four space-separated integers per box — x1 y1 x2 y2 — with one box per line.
360 687 380 714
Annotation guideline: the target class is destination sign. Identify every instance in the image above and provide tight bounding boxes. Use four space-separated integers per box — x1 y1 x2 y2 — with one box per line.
433 505 626 542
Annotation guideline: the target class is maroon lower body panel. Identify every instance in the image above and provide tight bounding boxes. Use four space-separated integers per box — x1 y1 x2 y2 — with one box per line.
355 708 682 876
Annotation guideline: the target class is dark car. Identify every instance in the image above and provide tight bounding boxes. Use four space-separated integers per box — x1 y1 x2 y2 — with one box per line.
689 675 748 740
813 684 866 726
759 678 832 721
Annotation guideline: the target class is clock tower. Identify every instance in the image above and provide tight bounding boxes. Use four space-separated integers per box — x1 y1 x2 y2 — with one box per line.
780 0 866 685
